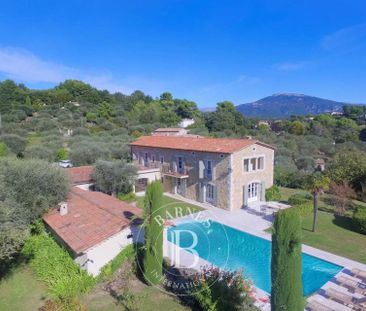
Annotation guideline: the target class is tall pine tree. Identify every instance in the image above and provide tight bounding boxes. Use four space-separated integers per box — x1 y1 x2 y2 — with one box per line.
143 181 164 285
271 208 303 311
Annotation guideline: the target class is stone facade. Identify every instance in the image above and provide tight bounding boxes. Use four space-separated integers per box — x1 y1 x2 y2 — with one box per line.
131 142 274 211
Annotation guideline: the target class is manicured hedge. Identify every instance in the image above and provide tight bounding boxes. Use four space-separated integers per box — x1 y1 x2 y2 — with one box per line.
288 193 312 206
353 206 366 234
22 234 95 298
265 185 281 201
271 208 303 311
293 202 313 216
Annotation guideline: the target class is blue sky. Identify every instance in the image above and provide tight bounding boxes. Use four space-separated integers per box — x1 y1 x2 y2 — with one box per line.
0 0 365 107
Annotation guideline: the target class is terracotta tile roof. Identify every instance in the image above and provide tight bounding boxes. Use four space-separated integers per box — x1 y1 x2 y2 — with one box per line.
67 166 94 184
43 187 142 254
130 136 273 153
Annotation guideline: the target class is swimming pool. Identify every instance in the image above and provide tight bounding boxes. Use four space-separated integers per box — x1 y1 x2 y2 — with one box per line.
167 220 342 295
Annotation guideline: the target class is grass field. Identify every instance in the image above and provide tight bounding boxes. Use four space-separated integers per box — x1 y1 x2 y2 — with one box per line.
302 211 366 264
0 265 48 311
279 186 366 214
279 187 366 264
83 282 190 311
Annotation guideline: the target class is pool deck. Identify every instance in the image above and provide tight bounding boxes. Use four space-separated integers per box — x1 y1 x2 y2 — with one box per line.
164 193 366 311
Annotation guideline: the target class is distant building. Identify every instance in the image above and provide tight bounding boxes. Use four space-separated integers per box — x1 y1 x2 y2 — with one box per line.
257 121 270 128
152 128 188 136
179 118 195 128
315 158 326 172
330 111 343 116
66 166 94 190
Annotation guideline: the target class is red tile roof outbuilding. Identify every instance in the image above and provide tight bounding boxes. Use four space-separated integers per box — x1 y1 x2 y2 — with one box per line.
43 187 142 254
67 166 94 184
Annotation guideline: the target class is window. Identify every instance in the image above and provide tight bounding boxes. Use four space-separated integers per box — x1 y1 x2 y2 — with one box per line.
244 156 265 172
144 153 148 164
244 159 249 172
178 156 183 169
152 155 155 162
160 156 164 164
250 158 257 171
206 160 212 177
207 184 214 200
258 157 264 170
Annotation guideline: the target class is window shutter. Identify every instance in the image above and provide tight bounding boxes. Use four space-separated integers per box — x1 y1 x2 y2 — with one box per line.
243 184 248 206
213 185 218 206
198 182 204 202
199 160 205 179
261 181 266 201
212 161 216 180
182 179 187 196
171 156 177 172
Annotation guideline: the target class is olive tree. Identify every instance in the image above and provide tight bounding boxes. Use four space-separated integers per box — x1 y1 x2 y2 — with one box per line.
92 160 137 196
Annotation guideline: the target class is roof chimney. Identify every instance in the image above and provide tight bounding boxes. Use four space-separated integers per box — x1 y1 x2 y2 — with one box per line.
59 202 68 216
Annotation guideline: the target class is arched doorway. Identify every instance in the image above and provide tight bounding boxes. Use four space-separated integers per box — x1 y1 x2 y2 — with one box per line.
247 182 260 203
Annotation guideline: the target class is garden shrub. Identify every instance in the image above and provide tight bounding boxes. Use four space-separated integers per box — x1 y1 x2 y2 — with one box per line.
288 192 312 206
190 266 258 311
353 206 366 234
265 185 281 201
117 192 137 203
22 234 95 298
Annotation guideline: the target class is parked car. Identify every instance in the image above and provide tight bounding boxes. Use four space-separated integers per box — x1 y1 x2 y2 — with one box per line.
58 160 73 168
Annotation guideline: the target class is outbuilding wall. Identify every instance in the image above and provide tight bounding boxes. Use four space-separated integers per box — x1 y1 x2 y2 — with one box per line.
75 227 134 276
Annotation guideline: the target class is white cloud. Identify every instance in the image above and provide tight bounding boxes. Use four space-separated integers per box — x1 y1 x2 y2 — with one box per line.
322 23 366 51
273 61 309 72
0 47 145 94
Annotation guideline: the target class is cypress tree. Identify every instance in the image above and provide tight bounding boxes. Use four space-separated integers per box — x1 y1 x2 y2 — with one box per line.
271 208 303 311
143 181 164 285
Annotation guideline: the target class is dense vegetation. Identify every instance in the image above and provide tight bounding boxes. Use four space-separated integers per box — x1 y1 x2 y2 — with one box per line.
1 79 365 200
271 209 303 311
0 157 69 275
22 233 95 298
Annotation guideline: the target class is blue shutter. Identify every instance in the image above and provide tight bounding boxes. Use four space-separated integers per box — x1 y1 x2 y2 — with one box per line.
261 181 266 201
213 185 218 206
243 184 248 206
199 160 205 179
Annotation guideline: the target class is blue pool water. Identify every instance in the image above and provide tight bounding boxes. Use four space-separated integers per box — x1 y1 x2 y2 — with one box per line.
167 220 342 295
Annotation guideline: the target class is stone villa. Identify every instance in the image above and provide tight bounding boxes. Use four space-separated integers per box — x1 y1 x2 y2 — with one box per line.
130 135 275 210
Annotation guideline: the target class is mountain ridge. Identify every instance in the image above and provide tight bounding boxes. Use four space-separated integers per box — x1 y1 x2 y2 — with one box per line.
236 93 363 118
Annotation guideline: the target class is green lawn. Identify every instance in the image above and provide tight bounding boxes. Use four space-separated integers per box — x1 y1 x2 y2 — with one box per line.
83 283 190 311
279 186 366 214
0 265 48 311
135 194 203 217
278 187 366 263
301 211 366 264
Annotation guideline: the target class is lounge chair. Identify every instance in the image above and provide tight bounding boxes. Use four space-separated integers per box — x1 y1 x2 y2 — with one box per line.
325 288 354 307
337 275 366 295
307 300 334 311
351 268 366 281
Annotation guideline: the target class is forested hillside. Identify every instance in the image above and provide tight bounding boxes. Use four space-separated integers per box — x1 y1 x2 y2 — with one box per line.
0 79 366 200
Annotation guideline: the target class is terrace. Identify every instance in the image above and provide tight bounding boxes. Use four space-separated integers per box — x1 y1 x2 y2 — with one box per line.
163 193 366 311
